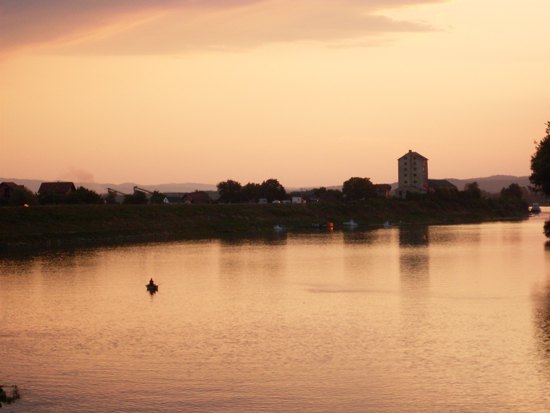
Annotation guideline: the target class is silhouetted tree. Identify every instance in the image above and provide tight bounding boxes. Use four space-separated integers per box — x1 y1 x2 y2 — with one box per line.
124 191 148 204
313 187 343 202
105 192 117 204
8 187 37 206
150 191 166 204
500 183 523 201
217 179 243 203
65 187 103 204
342 177 376 201
260 179 286 202
530 122 550 239
464 182 482 199
530 121 550 195
242 182 262 203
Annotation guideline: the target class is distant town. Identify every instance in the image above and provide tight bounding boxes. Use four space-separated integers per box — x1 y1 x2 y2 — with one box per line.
0 150 541 206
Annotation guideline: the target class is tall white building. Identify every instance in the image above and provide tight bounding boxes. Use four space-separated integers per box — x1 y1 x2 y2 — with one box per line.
397 150 428 198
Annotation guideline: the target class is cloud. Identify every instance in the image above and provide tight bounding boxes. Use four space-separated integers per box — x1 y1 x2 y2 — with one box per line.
0 0 446 55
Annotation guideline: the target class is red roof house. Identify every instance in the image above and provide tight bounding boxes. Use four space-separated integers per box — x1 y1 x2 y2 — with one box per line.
0 182 25 201
38 182 76 195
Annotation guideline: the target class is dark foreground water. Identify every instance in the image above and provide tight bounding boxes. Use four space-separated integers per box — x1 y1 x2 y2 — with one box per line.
2 212 550 412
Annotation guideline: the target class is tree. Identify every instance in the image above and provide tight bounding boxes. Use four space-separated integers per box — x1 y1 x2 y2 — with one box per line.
217 179 243 203
313 187 343 202
530 122 550 239
65 186 103 204
105 192 117 204
500 183 523 201
242 182 262 203
124 191 148 204
150 191 166 204
464 182 482 199
530 121 550 195
8 187 37 206
342 177 376 201
260 179 286 202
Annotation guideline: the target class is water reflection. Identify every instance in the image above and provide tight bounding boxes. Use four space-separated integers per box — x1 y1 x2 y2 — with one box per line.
399 226 430 293
535 289 550 357
217 238 287 284
219 232 288 246
342 230 377 245
2 218 550 412
399 225 429 247
0 253 40 276
534 267 550 368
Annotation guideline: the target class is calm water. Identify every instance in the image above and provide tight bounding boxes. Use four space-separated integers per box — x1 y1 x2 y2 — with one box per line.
2 212 550 412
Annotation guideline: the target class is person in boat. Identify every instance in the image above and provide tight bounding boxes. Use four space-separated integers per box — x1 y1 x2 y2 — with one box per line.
148 278 155 286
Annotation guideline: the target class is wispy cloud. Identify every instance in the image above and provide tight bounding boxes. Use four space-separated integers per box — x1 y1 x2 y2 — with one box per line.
0 0 446 55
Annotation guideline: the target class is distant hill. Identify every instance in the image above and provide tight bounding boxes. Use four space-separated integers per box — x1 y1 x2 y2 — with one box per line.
445 175 530 193
0 175 531 195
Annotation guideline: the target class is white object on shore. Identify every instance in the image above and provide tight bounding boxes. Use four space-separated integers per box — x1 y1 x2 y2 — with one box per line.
343 219 358 228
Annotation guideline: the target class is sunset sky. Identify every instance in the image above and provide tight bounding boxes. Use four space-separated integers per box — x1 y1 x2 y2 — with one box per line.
1 0 549 187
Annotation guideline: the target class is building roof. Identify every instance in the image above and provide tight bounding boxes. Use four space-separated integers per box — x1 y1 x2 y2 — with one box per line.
0 182 23 190
182 191 212 203
428 179 457 190
38 181 76 194
398 150 428 160
163 192 187 198
0 182 25 199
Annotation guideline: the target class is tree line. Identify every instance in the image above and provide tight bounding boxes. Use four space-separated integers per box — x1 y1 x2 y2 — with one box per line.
0 179 529 207
529 121 550 237
216 177 386 203
1 150 540 208
0 186 103 206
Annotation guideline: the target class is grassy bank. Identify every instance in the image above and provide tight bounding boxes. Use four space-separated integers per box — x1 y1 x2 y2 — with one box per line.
0 197 528 250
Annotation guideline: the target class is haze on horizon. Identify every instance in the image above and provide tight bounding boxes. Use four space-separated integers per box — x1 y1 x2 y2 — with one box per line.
1 0 549 188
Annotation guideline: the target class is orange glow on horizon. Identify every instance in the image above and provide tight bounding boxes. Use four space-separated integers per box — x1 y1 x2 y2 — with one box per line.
1 0 549 187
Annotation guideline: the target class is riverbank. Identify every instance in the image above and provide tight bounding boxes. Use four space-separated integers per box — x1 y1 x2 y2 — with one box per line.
0 197 528 250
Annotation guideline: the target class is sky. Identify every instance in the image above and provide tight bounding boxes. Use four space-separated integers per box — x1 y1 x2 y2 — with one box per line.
1 0 549 188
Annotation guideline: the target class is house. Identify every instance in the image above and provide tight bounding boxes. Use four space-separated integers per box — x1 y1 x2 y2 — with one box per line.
396 150 428 198
163 192 187 204
374 184 392 198
0 182 25 201
38 181 76 196
182 191 212 204
428 179 458 192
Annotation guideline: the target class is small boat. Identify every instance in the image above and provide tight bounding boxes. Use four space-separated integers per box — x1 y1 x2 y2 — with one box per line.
343 219 358 228
383 221 392 228
273 224 285 232
146 282 158 293
531 203 541 213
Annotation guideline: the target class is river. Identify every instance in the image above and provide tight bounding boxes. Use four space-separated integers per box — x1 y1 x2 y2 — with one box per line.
1 211 550 412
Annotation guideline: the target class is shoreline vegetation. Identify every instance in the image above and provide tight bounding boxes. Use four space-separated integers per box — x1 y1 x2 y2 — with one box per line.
0 196 528 251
